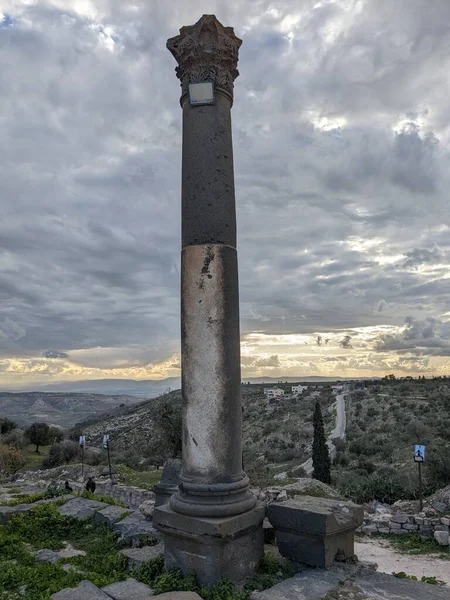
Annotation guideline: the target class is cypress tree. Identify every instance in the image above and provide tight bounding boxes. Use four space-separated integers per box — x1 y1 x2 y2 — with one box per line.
312 400 331 484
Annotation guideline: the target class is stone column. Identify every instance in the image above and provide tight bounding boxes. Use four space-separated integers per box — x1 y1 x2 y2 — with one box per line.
153 15 264 587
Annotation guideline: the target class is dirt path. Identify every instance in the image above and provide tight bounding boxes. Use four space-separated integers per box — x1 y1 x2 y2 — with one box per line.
355 537 450 585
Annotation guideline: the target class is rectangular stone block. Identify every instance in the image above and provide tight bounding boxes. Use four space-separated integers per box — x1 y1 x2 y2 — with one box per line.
378 527 390 534
390 514 408 524
268 496 363 568
153 502 265 587
403 523 418 531
389 522 402 530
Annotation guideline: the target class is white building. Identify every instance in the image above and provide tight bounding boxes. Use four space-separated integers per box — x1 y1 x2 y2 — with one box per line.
291 385 308 395
263 388 284 399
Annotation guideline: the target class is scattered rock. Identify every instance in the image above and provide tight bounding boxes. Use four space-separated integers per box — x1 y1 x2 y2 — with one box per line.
101 577 154 599
121 542 164 567
139 500 155 519
276 490 288 502
34 545 86 563
282 479 342 500
58 498 107 520
113 511 160 543
434 530 449 546
153 594 202 600
369 500 391 515
94 505 128 527
50 579 111 599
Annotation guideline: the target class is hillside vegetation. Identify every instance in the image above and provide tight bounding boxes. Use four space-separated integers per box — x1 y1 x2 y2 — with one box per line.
333 378 450 502
0 392 143 428
76 384 336 482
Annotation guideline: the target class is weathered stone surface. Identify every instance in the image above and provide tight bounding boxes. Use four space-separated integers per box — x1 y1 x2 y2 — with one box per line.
58 498 107 520
152 594 202 600
276 490 288 502
50 580 111 599
268 496 363 537
94 505 128 526
389 522 402 530
268 496 362 568
0 503 34 524
251 565 450 600
369 500 391 515
0 497 63 524
282 479 342 500
361 524 378 535
355 568 450 600
441 517 450 526
391 514 408 524
434 530 449 546
154 460 181 508
35 549 62 563
113 511 159 542
402 523 419 531
101 577 154 599
250 564 360 600
155 502 265 587
121 542 164 566
139 500 155 519
34 545 86 563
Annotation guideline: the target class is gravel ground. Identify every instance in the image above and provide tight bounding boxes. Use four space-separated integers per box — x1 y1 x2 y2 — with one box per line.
355 538 450 585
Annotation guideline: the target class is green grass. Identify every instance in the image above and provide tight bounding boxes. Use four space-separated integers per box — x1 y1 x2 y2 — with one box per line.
381 533 450 559
115 464 162 490
19 444 50 471
79 490 127 508
0 502 293 600
0 503 129 599
6 492 48 506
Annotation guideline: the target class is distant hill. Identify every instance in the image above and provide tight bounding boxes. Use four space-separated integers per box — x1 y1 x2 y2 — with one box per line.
0 378 181 398
0 392 145 428
79 385 337 475
0 375 372 397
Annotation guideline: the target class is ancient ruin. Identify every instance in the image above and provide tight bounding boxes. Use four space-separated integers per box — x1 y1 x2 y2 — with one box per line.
153 14 265 586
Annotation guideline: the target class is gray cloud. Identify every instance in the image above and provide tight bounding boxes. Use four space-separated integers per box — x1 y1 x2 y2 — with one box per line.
42 350 69 359
376 316 450 356
0 1 449 378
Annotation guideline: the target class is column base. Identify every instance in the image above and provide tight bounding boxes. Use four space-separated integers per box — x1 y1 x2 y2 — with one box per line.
153 502 265 587
170 474 256 517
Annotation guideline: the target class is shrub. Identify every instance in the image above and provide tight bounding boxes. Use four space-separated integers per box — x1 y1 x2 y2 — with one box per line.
0 444 25 476
42 440 81 468
0 418 17 435
2 428 27 450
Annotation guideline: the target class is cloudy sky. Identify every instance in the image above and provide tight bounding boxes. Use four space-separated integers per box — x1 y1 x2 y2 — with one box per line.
1 0 449 387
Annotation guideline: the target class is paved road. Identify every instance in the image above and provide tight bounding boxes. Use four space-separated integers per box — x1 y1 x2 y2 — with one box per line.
296 392 346 476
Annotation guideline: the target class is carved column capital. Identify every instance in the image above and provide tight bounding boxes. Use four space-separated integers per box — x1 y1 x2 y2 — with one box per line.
167 14 242 103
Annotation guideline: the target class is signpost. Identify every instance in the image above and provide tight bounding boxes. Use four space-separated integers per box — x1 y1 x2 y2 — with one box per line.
103 435 113 481
79 435 86 478
414 444 425 511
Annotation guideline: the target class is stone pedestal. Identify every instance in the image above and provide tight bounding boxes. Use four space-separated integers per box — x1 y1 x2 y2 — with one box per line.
155 502 265 587
154 459 181 507
268 496 363 568
153 15 264 585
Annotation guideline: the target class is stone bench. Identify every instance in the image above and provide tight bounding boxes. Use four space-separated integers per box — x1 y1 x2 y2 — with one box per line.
268 495 363 568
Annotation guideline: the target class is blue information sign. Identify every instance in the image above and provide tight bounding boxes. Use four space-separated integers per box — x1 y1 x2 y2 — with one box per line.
414 444 425 462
